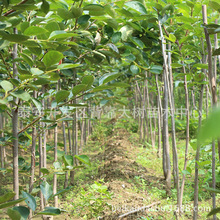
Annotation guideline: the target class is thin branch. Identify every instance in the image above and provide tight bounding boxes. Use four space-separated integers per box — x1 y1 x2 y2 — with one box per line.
3 0 29 16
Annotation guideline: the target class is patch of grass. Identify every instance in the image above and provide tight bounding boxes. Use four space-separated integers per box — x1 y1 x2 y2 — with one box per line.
63 180 113 219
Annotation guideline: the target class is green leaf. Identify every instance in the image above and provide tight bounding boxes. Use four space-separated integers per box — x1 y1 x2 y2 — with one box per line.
0 31 29 43
0 99 8 105
120 25 133 41
162 4 174 15
71 7 83 18
8 17 22 27
172 63 183 68
49 31 78 40
20 53 33 67
130 65 139 74
40 168 50 175
32 78 50 85
31 68 44 76
104 4 116 17
74 155 91 166
99 73 121 85
20 22 30 33
7 208 21 220
0 198 26 209
0 192 15 204
84 4 104 11
63 155 73 167
24 26 48 36
55 90 70 103
82 75 94 87
193 63 208 69
43 51 63 67
165 33 176 43
41 0 50 14
0 80 13 92
207 208 220 217
38 207 61 216
72 84 87 96
83 4 105 15
11 90 31 102
22 191 36 212
125 1 147 15
78 15 90 25
58 63 80 70
196 160 211 166
45 21 60 33
209 1 220 12
40 182 53 201
92 85 112 92
149 65 163 74
57 8 73 20
112 32 121 44
198 106 220 142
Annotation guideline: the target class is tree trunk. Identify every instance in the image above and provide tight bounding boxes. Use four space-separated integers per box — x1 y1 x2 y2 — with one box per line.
0 113 4 168
202 5 218 220
12 28 19 200
63 121 68 188
156 75 162 157
53 124 58 207
193 38 207 219
39 127 44 210
179 64 190 209
158 21 180 208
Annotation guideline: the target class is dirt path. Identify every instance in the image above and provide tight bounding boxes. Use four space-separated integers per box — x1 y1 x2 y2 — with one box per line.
89 126 165 219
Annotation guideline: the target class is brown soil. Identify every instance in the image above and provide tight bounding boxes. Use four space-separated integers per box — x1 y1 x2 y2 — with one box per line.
91 127 164 220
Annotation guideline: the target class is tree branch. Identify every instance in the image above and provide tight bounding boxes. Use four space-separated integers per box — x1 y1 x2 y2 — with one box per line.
3 0 29 17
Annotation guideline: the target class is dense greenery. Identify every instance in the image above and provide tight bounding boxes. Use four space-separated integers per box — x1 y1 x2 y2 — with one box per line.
0 0 220 219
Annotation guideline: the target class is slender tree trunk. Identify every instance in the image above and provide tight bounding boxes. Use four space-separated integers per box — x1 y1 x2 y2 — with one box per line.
136 82 144 142
145 73 154 148
70 94 78 185
29 129 36 187
159 21 180 209
29 116 36 219
162 67 171 196
38 127 44 210
213 19 220 162
193 40 206 220
63 121 68 188
30 90 37 193
202 5 218 220
179 65 190 209
42 87 47 169
12 28 19 200
143 82 146 142
0 114 4 168
67 122 72 154
53 124 58 207
193 85 204 220
156 75 162 157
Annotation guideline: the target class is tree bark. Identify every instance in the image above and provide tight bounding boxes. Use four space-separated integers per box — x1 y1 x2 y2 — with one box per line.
202 5 218 220
193 38 206 220
63 121 68 188
12 28 19 200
